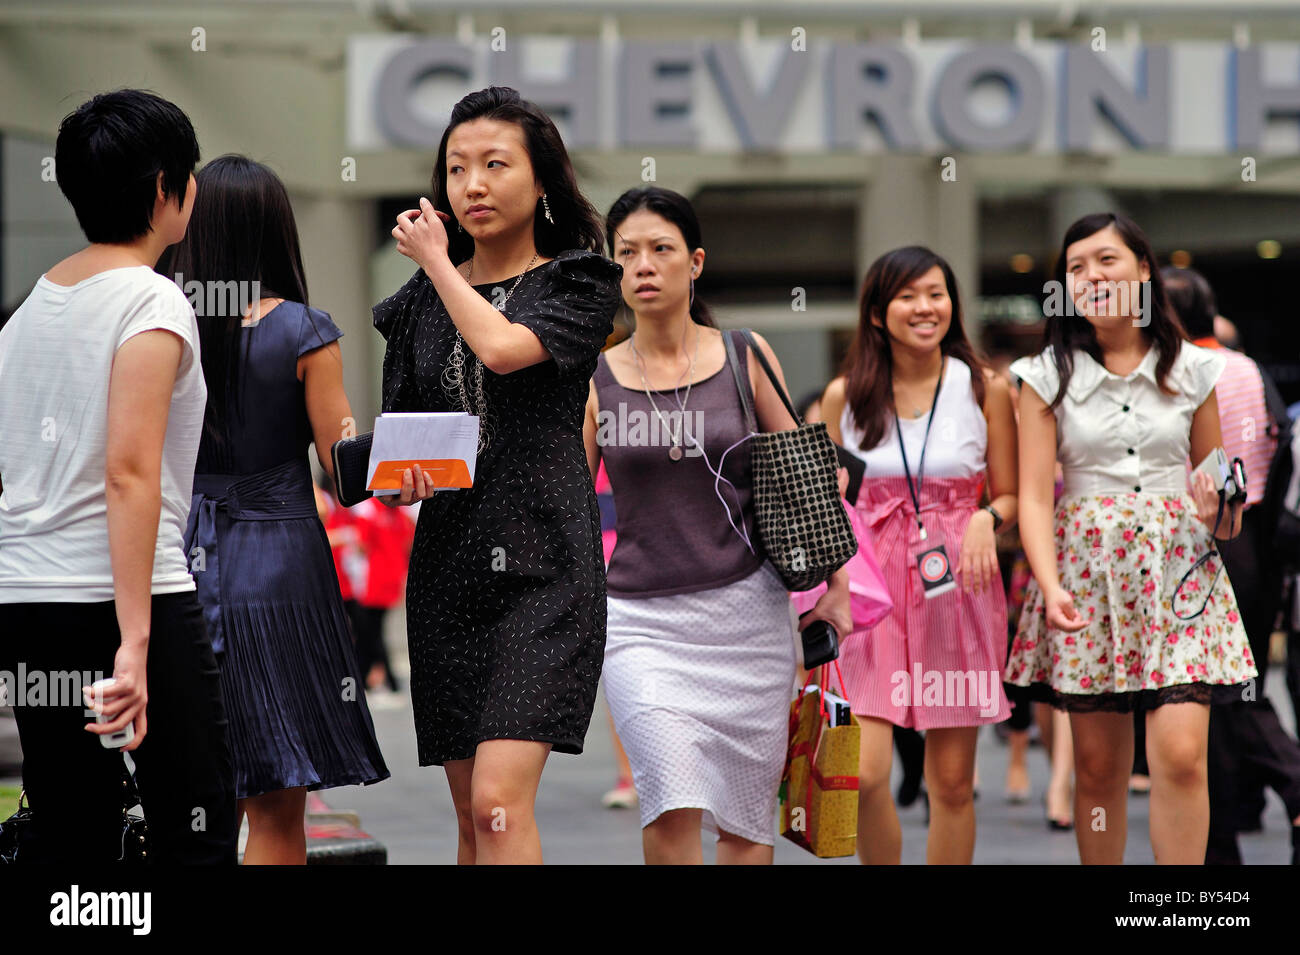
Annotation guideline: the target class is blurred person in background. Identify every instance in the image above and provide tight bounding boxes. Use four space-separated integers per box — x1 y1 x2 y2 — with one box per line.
995 351 1077 830
1213 315 1241 351
1163 265 1300 866
164 154 389 865
985 354 1034 807
347 495 416 698
594 458 638 810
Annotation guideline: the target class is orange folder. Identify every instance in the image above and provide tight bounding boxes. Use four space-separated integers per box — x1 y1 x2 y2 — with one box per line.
367 458 473 491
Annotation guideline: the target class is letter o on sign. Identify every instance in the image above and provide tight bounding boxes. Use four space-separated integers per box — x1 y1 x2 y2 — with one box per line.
932 46 1044 151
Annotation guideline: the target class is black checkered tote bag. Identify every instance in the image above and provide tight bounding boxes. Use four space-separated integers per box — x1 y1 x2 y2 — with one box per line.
723 329 857 591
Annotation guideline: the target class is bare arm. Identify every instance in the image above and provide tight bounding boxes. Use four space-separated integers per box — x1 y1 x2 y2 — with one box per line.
1188 389 1242 540
583 378 602 486
982 371 1019 531
1017 383 1060 598
101 328 184 747
821 376 847 446
395 199 551 375
746 332 799 433
299 340 353 488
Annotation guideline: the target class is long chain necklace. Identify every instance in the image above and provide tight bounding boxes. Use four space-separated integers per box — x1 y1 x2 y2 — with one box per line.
441 252 539 453
630 321 700 461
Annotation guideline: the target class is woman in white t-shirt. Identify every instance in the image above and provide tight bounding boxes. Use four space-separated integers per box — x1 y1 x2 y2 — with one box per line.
0 90 236 863
1007 212 1256 865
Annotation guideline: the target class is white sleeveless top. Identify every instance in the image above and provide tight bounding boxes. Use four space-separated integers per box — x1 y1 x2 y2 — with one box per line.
840 357 987 480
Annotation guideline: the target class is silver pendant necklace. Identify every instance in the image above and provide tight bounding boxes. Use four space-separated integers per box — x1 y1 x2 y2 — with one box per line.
441 252 539 454
896 359 945 419
630 322 700 461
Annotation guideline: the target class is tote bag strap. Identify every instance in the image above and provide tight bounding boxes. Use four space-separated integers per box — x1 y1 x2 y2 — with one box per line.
738 328 804 426
722 329 759 435
730 329 866 503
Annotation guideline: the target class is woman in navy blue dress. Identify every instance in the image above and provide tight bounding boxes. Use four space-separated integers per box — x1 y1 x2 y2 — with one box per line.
163 155 389 864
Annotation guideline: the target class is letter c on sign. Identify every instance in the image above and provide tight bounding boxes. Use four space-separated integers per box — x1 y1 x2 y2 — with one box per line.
374 41 475 149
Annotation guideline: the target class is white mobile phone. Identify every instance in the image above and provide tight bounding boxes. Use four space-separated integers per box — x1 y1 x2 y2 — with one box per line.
1192 447 1230 492
88 678 135 749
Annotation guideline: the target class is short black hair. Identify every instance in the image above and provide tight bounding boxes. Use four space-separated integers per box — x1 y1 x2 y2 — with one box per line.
55 89 200 244
1161 266 1217 340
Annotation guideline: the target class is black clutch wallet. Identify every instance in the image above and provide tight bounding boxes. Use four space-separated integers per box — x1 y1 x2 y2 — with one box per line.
798 616 840 669
331 431 374 508
835 443 865 505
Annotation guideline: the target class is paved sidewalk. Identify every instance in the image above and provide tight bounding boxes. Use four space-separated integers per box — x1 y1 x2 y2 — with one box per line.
331 609 1297 864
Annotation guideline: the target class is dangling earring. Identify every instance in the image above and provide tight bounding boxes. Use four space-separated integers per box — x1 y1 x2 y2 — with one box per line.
542 194 555 225
457 220 463 233
689 274 695 310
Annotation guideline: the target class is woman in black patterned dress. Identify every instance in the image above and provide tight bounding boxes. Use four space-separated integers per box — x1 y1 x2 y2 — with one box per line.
373 87 622 864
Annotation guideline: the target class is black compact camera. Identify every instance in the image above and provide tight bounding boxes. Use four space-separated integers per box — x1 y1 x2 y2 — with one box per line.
1225 457 1247 505
799 616 839 669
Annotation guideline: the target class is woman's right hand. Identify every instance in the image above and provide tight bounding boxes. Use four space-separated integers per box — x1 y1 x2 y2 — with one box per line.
1044 586 1088 632
383 463 436 507
85 643 149 751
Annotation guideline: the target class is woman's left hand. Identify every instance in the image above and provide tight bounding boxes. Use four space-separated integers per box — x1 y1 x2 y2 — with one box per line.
959 509 999 595
392 197 451 272
803 576 853 642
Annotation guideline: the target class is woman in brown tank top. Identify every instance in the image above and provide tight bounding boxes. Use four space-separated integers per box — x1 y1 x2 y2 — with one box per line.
584 187 851 864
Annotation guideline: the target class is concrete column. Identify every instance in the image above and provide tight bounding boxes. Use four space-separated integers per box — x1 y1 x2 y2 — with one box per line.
1047 185 1121 252
293 194 378 433
856 155 979 334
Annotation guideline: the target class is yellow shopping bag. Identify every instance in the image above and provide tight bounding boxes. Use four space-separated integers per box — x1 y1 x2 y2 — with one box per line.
779 662 860 858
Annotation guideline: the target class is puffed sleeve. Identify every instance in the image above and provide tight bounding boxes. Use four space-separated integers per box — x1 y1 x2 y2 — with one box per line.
1008 348 1061 405
295 305 344 358
372 269 428 413
1177 341 1227 408
511 250 622 374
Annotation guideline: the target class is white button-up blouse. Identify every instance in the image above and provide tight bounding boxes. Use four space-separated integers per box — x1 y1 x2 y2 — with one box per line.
1010 341 1225 497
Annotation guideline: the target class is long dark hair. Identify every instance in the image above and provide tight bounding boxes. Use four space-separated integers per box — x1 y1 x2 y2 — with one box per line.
604 186 716 328
431 86 604 263
1040 212 1186 411
159 154 310 456
842 246 987 450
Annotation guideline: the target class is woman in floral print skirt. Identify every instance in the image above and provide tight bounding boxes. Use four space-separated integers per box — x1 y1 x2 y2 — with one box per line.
1006 212 1256 865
